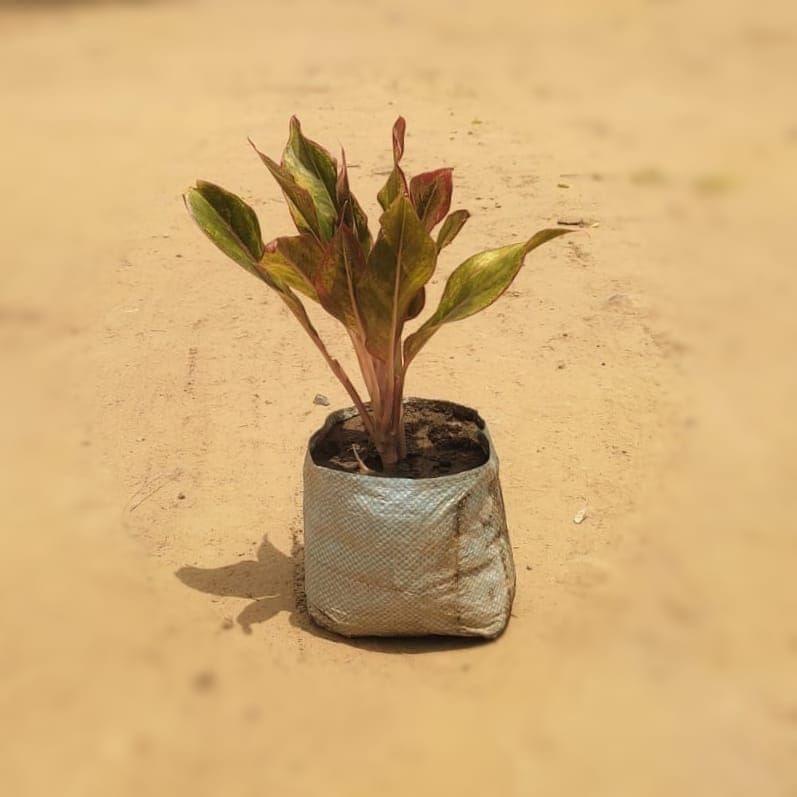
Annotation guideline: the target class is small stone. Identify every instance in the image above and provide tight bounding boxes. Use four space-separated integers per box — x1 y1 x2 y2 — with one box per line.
313 394 330 406
604 293 636 312
573 507 588 525
177 492 186 500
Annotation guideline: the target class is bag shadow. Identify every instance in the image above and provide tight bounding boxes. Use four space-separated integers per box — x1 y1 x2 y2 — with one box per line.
176 533 484 654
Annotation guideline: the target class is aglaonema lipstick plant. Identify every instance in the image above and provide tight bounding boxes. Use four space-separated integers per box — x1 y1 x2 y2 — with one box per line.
185 117 571 471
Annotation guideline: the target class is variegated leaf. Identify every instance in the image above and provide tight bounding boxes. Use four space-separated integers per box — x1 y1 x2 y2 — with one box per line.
336 148 373 254
377 117 409 211
184 182 264 275
259 234 323 302
312 222 367 330
249 139 323 240
358 195 437 360
409 168 453 231
281 117 338 240
404 228 572 365
436 209 470 252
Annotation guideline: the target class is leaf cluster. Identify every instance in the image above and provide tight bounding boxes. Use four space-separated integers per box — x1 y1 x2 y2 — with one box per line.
186 117 571 469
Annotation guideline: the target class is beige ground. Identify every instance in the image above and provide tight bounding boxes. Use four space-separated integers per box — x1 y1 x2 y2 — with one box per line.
2 0 796 794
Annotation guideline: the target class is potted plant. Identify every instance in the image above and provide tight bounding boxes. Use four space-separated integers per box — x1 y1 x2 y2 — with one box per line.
185 117 572 638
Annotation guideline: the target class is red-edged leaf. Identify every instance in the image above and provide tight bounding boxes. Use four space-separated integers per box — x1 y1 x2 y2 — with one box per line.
377 117 409 210
185 183 324 338
392 116 406 163
280 117 338 240
312 222 367 331
409 168 453 232
259 234 323 301
336 148 372 254
249 138 323 240
185 182 264 275
357 195 437 361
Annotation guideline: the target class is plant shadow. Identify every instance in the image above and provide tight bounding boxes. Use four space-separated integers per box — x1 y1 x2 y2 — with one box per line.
176 534 484 654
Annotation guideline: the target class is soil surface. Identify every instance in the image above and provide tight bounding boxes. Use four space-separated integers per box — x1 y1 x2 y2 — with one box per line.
311 399 489 478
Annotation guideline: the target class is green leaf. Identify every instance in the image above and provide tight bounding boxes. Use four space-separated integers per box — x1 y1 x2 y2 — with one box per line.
281 117 338 240
336 148 372 254
358 194 437 360
249 138 323 240
184 182 264 275
403 228 572 365
436 209 470 252
409 168 453 231
377 117 408 211
260 234 323 302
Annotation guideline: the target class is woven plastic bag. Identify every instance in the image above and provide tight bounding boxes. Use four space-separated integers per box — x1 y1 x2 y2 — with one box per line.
302 400 516 638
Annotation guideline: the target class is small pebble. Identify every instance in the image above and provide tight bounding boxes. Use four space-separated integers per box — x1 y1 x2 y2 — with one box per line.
178 492 186 500
313 394 330 406
573 507 588 525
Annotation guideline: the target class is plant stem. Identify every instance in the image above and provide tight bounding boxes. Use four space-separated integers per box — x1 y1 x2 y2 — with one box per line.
312 338 375 438
280 290 376 438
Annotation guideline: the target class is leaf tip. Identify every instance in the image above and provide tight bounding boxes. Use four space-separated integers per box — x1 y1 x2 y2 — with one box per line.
392 117 407 163
184 184 202 211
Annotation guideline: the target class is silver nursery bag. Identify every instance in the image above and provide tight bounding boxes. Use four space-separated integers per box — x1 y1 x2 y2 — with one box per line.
302 400 516 638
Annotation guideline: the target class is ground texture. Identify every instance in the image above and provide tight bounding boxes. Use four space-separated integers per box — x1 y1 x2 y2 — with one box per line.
2 1 796 794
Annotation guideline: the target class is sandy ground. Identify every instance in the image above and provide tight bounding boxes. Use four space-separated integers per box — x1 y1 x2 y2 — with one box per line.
2 0 796 794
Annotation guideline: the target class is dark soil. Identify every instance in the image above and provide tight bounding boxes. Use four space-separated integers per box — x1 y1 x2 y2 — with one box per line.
311 399 490 479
